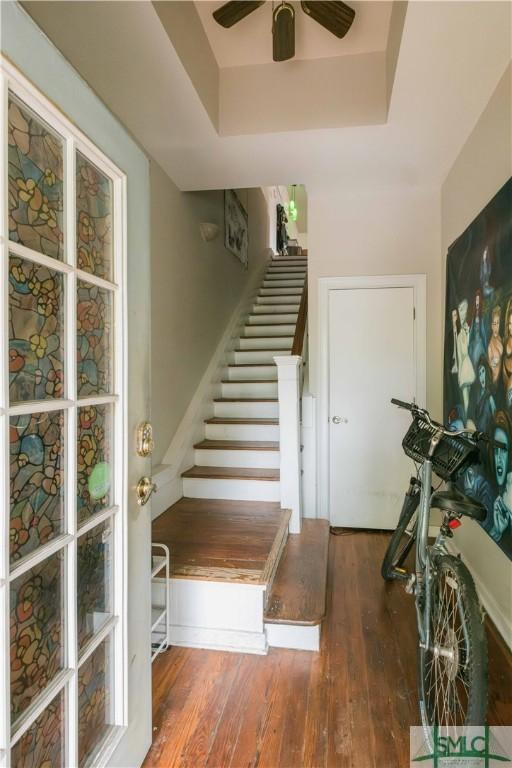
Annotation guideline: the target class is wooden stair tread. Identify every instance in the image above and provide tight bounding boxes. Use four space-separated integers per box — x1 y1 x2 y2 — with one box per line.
245 323 298 326
194 439 279 451
234 349 289 354
264 519 330 626
239 335 293 339
182 466 280 481
214 397 278 402
205 417 278 425
229 363 277 368
221 379 277 384
152 498 290 584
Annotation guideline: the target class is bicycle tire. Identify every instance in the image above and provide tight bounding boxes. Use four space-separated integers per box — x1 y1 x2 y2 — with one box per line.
418 554 487 729
381 488 420 580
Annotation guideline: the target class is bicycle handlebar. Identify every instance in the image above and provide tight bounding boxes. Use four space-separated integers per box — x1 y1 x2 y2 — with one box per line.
390 398 506 450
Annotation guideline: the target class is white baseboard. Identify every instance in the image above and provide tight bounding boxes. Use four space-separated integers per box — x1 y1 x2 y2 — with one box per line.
151 253 271 521
265 622 321 651
169 625 268 655
446 539 512 650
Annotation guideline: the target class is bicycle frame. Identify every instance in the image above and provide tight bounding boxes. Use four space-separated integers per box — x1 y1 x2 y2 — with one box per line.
415 436 454 652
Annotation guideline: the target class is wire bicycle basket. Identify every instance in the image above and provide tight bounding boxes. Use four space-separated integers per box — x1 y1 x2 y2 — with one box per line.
402 416 477 480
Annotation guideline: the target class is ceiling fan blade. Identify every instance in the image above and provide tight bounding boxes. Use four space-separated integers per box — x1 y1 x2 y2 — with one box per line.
273 2 295 62
213 1 265 28
301 0 355 39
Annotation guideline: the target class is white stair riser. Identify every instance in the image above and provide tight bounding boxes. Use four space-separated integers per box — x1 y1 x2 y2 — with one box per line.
247 314 298 324
244 324 295 336
262 279 304 288
238 336 293 350
233 349 290 364
259 287 302 296
214 400 279 418
271 260 307 267
194 449 280 469
265 272 306 281
255 295 301 305
252 304 299 314
222 381 278 397
183 477 280 502
205 422 279 440
228 365 277 381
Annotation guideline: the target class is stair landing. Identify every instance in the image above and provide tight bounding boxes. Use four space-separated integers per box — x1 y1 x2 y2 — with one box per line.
152 497 290 585
264 519 330 626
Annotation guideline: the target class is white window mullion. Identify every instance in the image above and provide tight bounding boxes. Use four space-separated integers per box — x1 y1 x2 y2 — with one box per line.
65 135 79 768
0 69 10 768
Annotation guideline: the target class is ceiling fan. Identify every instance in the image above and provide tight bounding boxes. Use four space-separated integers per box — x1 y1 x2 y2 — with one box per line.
212 1 356 63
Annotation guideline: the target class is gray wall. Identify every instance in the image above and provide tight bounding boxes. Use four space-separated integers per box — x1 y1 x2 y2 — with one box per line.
441 63 512 640
150 162 269 465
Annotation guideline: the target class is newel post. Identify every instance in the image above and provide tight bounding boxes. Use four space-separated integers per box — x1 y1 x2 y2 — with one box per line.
274 355 302 534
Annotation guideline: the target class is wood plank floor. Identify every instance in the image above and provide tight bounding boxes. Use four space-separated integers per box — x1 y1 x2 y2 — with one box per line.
152 498 290 583
265 519 330 626
143 530 512 768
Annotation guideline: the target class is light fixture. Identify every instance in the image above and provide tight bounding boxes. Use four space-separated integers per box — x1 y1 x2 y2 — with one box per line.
199 222 220 242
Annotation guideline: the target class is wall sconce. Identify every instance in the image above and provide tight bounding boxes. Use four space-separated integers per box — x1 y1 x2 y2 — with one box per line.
200 222 220 242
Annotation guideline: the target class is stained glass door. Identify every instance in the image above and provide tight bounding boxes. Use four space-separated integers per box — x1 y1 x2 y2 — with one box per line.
1 63 128 768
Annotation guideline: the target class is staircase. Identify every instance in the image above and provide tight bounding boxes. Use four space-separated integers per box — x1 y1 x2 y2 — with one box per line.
182 254 307 504
152 253 328 654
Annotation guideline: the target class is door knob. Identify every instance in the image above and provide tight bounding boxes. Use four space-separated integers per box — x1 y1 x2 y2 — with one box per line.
136 476 157 506
331 416 348 424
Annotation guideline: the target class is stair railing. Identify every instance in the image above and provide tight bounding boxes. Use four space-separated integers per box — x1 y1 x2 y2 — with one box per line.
274 281 307 535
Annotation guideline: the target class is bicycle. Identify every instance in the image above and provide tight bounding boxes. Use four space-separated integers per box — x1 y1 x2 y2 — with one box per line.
381 398 501 733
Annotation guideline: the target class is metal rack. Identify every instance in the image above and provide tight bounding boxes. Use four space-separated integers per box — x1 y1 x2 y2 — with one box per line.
151 542 171 662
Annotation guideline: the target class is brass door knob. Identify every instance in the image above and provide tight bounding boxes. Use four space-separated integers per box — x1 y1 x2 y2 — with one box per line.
136 476 157 506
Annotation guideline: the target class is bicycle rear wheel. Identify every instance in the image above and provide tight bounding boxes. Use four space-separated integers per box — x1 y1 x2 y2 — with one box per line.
381 486 419 580
418 554 487 729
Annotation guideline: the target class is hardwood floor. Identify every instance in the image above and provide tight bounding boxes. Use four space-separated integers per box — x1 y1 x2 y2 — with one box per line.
143 531 512 768
265 519 330 626
152 498 290 583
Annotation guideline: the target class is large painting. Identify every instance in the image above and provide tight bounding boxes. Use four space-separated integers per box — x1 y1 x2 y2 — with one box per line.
444 177 512 560
224 190 248 267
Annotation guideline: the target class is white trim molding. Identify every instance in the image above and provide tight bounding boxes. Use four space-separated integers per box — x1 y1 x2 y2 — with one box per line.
317 274 427 522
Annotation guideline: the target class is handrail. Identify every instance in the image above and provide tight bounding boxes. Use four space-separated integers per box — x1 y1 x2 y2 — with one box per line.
291 282 308 356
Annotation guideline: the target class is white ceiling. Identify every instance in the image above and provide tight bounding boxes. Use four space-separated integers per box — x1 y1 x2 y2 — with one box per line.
195 1 393 68
22 1 512 193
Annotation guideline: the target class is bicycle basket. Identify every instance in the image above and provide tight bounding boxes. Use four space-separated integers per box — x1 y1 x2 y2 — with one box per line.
402 417 477 480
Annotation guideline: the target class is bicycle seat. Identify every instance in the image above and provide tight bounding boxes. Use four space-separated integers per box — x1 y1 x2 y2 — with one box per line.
430 483 486 522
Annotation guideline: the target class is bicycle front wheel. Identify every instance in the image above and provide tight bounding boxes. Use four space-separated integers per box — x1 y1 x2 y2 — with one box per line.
418 554 487 729
381 487 419 580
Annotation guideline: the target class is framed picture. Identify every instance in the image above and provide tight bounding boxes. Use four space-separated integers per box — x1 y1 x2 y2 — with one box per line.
224 189 248 267
443 176 512 559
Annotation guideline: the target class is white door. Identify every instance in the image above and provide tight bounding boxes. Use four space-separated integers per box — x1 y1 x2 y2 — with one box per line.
328 286 417 529
0 62 152 768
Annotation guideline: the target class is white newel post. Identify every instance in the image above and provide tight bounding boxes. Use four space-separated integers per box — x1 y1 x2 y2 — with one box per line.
274 355 302 534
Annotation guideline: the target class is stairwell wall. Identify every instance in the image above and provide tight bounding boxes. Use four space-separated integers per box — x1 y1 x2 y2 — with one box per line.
150 165 270 467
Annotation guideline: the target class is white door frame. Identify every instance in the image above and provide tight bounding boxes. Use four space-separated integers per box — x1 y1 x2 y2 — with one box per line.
317 274 427 522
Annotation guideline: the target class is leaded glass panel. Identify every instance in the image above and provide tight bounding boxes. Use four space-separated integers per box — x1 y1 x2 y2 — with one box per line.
10 553 64 723
77 404 113 525
76 152 113 281
77 521 113 651
78 638 112 767
8 94 64 260
9 410 64 565
77 281 112 397
10 689 64 768
9 254 64 403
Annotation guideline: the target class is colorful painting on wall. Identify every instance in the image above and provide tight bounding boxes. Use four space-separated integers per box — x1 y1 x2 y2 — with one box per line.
444 176 512 560
224 190 248 267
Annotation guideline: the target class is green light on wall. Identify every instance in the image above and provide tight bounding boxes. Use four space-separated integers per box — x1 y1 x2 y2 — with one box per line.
289 199 298 222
